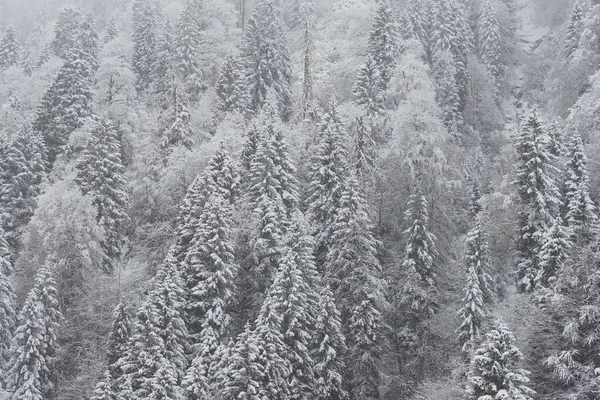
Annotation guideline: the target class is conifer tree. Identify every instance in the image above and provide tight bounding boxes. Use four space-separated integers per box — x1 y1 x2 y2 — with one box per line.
366 1 399 90
91 371 115 400
75 119 129 272
514 111 561 292
221 324 263 400
468 174 483 218
565 2 584 59
313 284 347 400
353 56 384 117
401 193 439 315
286 0 316 30
0 228 16 368
564 133 599 242
4 265 62 400
467 322 535 400
478 0 503 83
0 127 46 249
432 49 462 129
406 0 433 60
174 0 205 102
306 102 349 263
215 55 249 115
466 215 495 305
132 0 159 93
32 52 94 164
106 302 132 381
104 17 118 43
160 74 194 151
240 0 293 120
0 26 20 70
21 48 33 77
535 217 571 289
300 20 315 120
354 116 376 179
79 12 99 71
51 6 83 59
152 19 176 104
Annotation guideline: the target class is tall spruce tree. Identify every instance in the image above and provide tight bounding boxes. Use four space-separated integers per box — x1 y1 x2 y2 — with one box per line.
366 1 399 90
160 74 194 151
4 265 62 400
104 17 118 43
51 7 83 59
565 2 584 59
514 111 561 292
457 256 485 354
0 228 16 369
79 12 99 71
32 51 94 165
174 0 205 102
564 133 599 242
107 302 132 381
215 55 249 115
240 0 293 120
299 20 315 120
132 0 159 93
221 324 263 400
535 217 571 289
478 0 503 83
353 56 384 117
0 26 20 70
467 322 535 400
75 119 129 272
432 49 462 129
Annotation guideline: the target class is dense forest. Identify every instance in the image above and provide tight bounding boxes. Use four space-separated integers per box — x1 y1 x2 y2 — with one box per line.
1 0 600 399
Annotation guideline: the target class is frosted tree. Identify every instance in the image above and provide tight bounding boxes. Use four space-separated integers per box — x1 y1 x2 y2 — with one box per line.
32 52 94 164
51 6 83 59
457 256 485 353
564 133 599 242
160 74 194 151
401 193 439 315
146 359 182 400
535 217 571 289
0 127 46 250
240 0 293 120
306 102 349 262
478 0 503 83
432 48 462 129
286 0 316 30
152 20 176 103
4 265 62 400
91 371 115 400
299 20 315 120
366 1 399 90
104 17 118 43
215 55 249 115
354 116 376 179
467 322 535 400
313 284 347 400
406 0 433 60
75 119 129 272
174 0 205 101
353 55 384 117
79 12 99 71
106 302 132 382
0 26 20 70
565 2 585 59
132 0 159 93
465 214 495 305
514 111 561 292
221 324 263 400
0 228 16 368
468 173 483 218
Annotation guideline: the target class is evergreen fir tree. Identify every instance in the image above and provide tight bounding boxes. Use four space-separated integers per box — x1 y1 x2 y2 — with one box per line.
104 17 118 43
353 116 376 179
457 256 485 353
221 324 263 400
286 0 316 30
174 0 205 102
145 358 182 400
366 1 399 90
535 217 571 289
160 73 194 151
21 48 33 77
313 284 347 400
75 118 129 272
299 20 315 120
306 102 349 264
565 2 584 59
468 173 483 218
432 49 462 129
406 0 434 60
153 19 176 104
4 265 62 400
106 302 132 381
564 133 599 242
353 55 384 117
0 127 46 250
132 0 159 93
0 228 16 368
478 0 503 83
91 371 115 400
32 52 94 165
215 55 249 115
514 111 561 292
0 26 20 70
465 214 495 305
401 193 439 315
51 6 83 59
240 0 293 121
79 12 99 71
467 322 535 400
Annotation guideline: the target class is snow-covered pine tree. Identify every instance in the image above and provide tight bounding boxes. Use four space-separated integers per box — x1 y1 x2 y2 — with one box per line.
160 73 194 151
21 48 33 77
565 2 585 59
91 371 115 400
106 302 132 382
4 264 62 400
401 192 439 315
406 0 433 60
564 133 599 242
215 55 249 115
478 0 503 84
306 102 349 264
152 19 176 105
119 258 188 397
270 120 300 212
535 217 571 289
0 228 16 369
132 0 159 93
514 111 561 292
51 6 83 59
465 214 495 305
0 127 46 250
32 51 94 165
286 0 316 30
174 0 205 102
457 255 485 354
146 358 182 400
366 1 399 90
173 146 238 264
354 116 376 179
79 12 99 71
299 20 315 120
0 26 20 70
240 0 293 121
221 324 263 400
104 17 118 43
467 173 483 218
467 322 535 400
353 55 384 118
75 118 129 272
313 284 347 400
431 48 462 130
